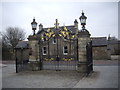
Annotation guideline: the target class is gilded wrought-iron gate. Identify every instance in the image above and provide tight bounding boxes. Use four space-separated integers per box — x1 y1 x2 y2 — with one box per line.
39 25 78 71
39 37 78 71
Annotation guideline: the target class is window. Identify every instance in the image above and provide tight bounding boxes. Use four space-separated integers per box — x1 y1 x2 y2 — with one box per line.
63 46 68 55
42 47 47 55
53 37 56 44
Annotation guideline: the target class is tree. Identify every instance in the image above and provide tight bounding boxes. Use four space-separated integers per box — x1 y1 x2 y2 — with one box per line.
1 27 26 60
1 27 26 50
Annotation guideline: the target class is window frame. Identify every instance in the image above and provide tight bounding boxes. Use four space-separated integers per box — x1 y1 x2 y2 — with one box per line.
42 46 47 55
53 37 56 44
63 46 68 55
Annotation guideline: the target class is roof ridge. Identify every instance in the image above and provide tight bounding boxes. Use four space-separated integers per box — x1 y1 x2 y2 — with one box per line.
91 37 106 38
43 25 75 29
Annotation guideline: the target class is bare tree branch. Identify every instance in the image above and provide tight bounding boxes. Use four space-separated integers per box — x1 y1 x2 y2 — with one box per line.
1 27 26 49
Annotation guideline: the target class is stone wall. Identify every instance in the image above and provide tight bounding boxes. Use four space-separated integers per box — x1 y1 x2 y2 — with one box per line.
111 55 120 60
92 46 109 60
108 43 120 55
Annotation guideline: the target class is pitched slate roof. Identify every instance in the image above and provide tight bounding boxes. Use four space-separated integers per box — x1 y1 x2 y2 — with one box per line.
37 25 76 35
15 41 29 49
91 37 107 46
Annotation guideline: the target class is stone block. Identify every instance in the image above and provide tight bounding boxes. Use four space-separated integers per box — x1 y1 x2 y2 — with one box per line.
29 61 40 71
77 62 87 73
29 40 39 61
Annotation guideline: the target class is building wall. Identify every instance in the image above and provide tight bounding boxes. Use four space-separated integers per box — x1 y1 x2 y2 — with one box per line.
108 43 120 55
16 49 29 61
92 46 109 60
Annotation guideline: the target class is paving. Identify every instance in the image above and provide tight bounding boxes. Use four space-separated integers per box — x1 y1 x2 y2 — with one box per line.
2 64 85 88
1 59 119 65
74 66 118 88
93 60 118 66
1 60 119 88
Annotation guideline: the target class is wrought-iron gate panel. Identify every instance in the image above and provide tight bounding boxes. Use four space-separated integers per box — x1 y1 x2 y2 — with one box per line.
15 49 41 73
41 38 78 71
42 59 78 70
15 49 32 73
16 58 31 73
86 41 93 74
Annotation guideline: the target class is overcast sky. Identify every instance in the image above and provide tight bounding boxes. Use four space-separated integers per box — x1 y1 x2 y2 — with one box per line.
1 1 118 40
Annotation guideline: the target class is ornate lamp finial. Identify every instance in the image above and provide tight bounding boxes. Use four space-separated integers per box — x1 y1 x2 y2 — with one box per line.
79 11 87 30
31 17 37 35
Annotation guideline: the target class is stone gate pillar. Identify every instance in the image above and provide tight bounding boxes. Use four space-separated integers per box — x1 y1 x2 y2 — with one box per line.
77 30 91 73
28 35 39 62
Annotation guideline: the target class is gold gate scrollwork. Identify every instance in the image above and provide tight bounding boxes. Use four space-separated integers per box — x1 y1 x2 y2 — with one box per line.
62 58 74 61
44 58 54 61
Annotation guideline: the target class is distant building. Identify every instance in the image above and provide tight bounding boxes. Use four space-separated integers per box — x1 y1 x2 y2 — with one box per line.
15 41 29 62
92 36 120 60
91 37 109 60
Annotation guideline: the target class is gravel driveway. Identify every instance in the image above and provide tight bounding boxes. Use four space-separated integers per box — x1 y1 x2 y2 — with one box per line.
2 64 85 88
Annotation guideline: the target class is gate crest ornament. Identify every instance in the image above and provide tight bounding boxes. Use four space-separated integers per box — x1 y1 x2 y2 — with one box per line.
41 24 76 41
